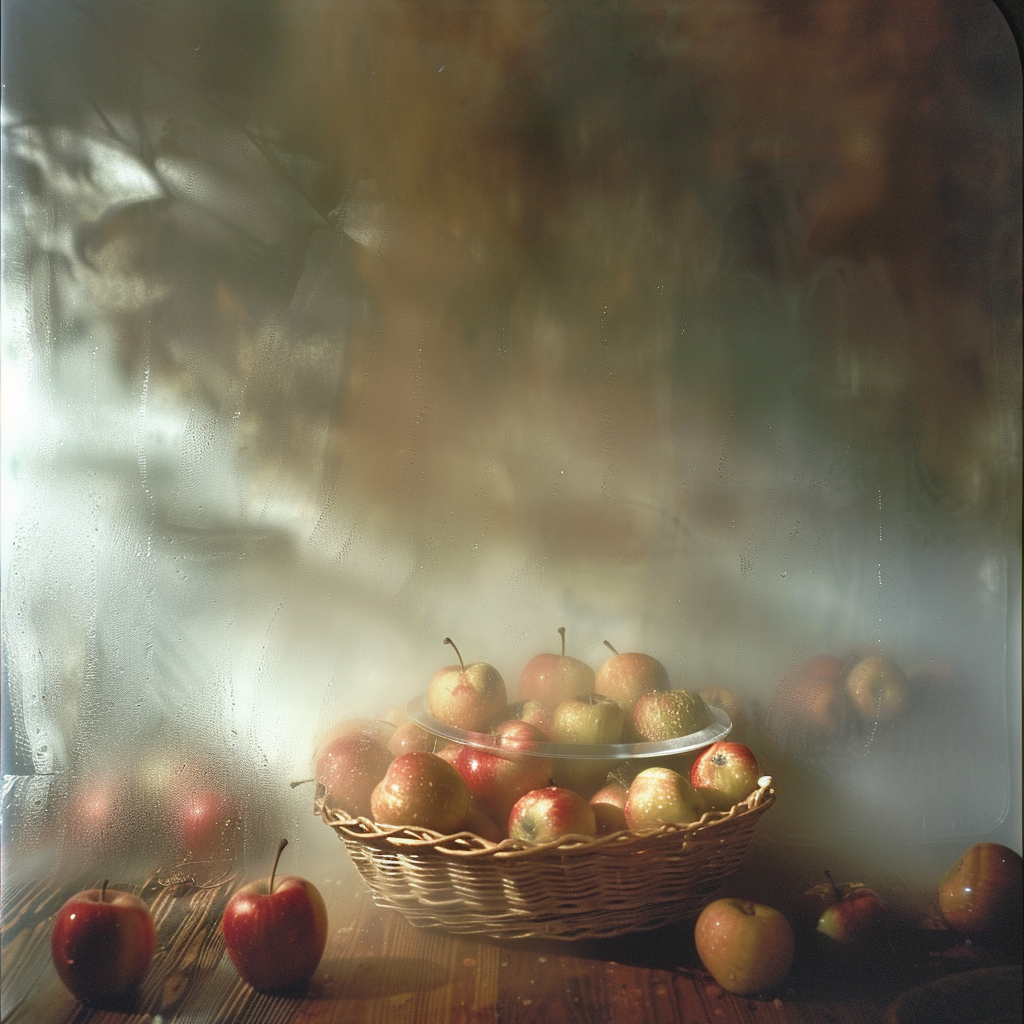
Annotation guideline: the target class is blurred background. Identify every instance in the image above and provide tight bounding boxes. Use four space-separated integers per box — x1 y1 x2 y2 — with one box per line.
1 0 1020 894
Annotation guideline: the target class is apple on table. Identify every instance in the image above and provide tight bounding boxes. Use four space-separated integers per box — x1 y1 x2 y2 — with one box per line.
222 838 328 994
937 842 1023 940
517 627 595 705
426 638 508 733
798 871 888 952
51 880 157 1008
694 898 794 995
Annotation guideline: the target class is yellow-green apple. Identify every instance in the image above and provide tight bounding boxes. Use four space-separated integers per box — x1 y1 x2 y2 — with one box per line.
507 786 596 844
370 751 471 833
50 880 156 1007
798 871 888 947
387 721 436 756
767 655 849 745
845 655 908 726
221 838 328 993
314 731 393 818
426 638 508 732
447 733 553 825
517 627 595 705
694 899 794 995
594 642 670 725
624 766 703 829
590 781 629 835
552 693 625 745
690 742 761 811
632 689 712 742
937 842 1023 938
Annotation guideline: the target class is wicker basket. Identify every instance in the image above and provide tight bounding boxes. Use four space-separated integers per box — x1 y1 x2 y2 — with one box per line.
316 777 775 940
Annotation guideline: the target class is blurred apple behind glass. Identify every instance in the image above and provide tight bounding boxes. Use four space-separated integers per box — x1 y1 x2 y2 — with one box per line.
0 0 1018 875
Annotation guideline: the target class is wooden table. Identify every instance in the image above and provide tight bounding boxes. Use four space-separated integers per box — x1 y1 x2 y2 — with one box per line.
3 838 1020 1024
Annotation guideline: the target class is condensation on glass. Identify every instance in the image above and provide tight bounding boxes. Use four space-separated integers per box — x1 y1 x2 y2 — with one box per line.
1 0 1020 880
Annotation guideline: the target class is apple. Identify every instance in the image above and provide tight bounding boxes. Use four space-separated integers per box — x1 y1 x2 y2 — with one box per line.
594 641 670 721
590 781 629 835
798 871 888 946
507 786 596 844
690 742 761 811
221 838 328 993
550 758 616 800
387 721 437 756
447 736 553 826
458 802 507 842
426 637 508 732
65 773 131 857
937 842 1023 939
314 717 395 759
370 751 471 834
694 898 794 995
171 785 242 858
632 688 712 742
517 627 595 705
493 717 551 753
767 655 849 745
507 698 555 739
845 655 909 726
551 693 625 745
50 880 157 1007
624 766 703 830
314 731 393 818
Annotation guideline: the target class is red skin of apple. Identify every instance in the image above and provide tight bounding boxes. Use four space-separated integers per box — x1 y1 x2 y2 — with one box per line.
518 646 596 706
938 842 1024 938
508 786 597 844
590 781 629 835
66 774 131 855
172 787 242 857
448 743 553 826
314 732 394 819
594 649 670 720
694 898 794 995
624 766 703 830
798 873 888 946
51 881 157 1007
370 751 471 834
690 742 761 812
221 841 328 993
507 699 556 739
387 721 437 756
493 718 552 754
426 643 508 733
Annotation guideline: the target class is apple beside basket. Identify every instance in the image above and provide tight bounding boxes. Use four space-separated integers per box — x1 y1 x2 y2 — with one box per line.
315 775 775 941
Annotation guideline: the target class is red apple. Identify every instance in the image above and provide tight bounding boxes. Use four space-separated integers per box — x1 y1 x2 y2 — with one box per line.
507 698 556 739
632 688 712 742
171 785 242 858
314 717 395 759
551 693 625 745
370 751 471 834
387 721 437 756
508 786 597 844
517 627 595 705
314 731 393 818
845 655 909 726
222 838 328 993
937 842 1023 939
51 880 156 1007
624 766 703 830
590 781 629 835
426 638 508 732
694 898 794 995
690 742 761 811
767 655 849 745
798 871 888 946
594 642 670 721
447 738 553 826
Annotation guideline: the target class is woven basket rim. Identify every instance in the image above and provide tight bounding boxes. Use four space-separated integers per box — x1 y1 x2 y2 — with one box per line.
317 776 774 859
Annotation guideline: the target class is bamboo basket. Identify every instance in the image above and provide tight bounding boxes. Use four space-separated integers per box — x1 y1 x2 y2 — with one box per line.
316 777 775 940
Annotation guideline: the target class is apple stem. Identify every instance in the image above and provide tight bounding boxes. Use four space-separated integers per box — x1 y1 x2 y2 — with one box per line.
603 640 620 656
100 879 109 903
558 626 566 657
824 869 842 899
290 778 314 789
444 637 465 672
270 838 288 895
